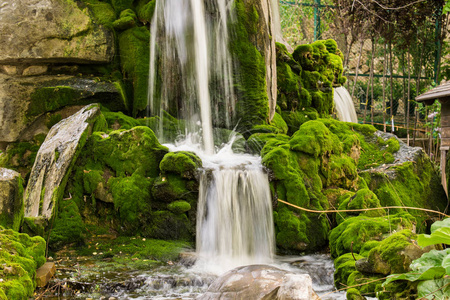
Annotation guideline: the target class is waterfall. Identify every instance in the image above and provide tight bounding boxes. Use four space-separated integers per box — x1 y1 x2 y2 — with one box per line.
148 0 275 275
334 86 358 123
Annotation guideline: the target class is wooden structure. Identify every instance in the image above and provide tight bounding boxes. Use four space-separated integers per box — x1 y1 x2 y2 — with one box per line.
416 81 450 196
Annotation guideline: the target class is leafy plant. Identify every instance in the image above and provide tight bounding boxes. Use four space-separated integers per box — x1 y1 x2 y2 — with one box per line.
382 218 450 299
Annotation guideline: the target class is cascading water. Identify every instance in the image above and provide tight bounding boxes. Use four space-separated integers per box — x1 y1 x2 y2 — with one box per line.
148 0 275 275
334 86 358 123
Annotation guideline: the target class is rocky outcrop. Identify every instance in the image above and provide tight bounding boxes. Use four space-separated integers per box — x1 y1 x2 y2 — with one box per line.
24 104 102 219
0 168 23 231
197 265 319 300
0 0 113 64
0 74 125 142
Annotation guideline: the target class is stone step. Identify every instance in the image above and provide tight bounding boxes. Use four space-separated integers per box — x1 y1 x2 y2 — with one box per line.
36 262 56 287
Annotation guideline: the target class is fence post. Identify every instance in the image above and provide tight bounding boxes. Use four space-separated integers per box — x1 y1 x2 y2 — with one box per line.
314 0 321 40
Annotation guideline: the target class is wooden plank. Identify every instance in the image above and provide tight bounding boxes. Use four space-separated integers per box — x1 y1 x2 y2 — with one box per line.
440 118 450 127
36 262 56 287
441 150 448 197
441 128 450 138
441 138 450 147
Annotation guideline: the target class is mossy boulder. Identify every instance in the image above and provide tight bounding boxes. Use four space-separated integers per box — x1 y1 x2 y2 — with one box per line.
167 200 191 214
118 26 150 116
0 227 46 300
359 133 448 232
329 212 416 258
358 230 429 275
159 152 202 180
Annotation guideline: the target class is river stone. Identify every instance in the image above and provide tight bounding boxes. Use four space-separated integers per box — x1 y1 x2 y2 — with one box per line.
196 265 320 300
24 104 101 219
0 0 113 64
0 168 24 231
0 74 125 142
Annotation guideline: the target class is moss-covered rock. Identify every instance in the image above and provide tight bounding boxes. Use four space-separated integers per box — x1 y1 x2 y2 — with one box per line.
113 9 137 31
118 26 150 116
329 213 416 258
0 227 46 300
230 0 269 131
159 152 202 180
0 169 24 231
167 200 191 214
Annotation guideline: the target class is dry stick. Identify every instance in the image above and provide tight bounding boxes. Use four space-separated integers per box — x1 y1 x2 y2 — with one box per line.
321 276 389 297
351 39 365 100
277 199 450 218
407 52 411 146
382 43 387 132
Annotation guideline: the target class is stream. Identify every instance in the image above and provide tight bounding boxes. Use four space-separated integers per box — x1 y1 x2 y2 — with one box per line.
38 254 345 299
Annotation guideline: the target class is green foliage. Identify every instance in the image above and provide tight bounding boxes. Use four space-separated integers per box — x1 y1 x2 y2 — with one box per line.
381 219 450 299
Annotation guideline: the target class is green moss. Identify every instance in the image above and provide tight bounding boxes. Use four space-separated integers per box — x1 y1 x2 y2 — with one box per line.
337 189 386 223
135 0 156 24
113 9 137 30
329 213 416 258
81 0 116 28
27 86 83 118
269 112 289 134
366 230 419 275
152 174 197 204
247 133 290 154
118 26 150 116
148 210 192 241
167 200 191 214
0 140 42 182
87 126 168 178
103 111 141 130
334 253 364 290
109 172 152 234
290 120 342 157
346 288 365 300
79 236 190 262
230 0 269 130
111 0 134 14
159 152 202 179
347 270 383 297
46 113 62 129
280 108 318 135
49 199 85 250
0 227 46 299
273 207 308 250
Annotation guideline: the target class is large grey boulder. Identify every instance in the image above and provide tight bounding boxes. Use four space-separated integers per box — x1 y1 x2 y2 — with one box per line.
0 168 24 231
197 265 320 300
0 0 113 64
0 74 125 142
24 104 102 219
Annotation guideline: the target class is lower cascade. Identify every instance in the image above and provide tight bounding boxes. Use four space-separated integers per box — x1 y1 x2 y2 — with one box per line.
166 136 275 275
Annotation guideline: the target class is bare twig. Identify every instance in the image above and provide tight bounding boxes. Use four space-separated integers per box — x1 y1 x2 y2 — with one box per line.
277 199 450 218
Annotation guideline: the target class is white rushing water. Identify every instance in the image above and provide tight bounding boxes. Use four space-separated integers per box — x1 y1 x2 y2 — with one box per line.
334 86 358 123
148 0 275 275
